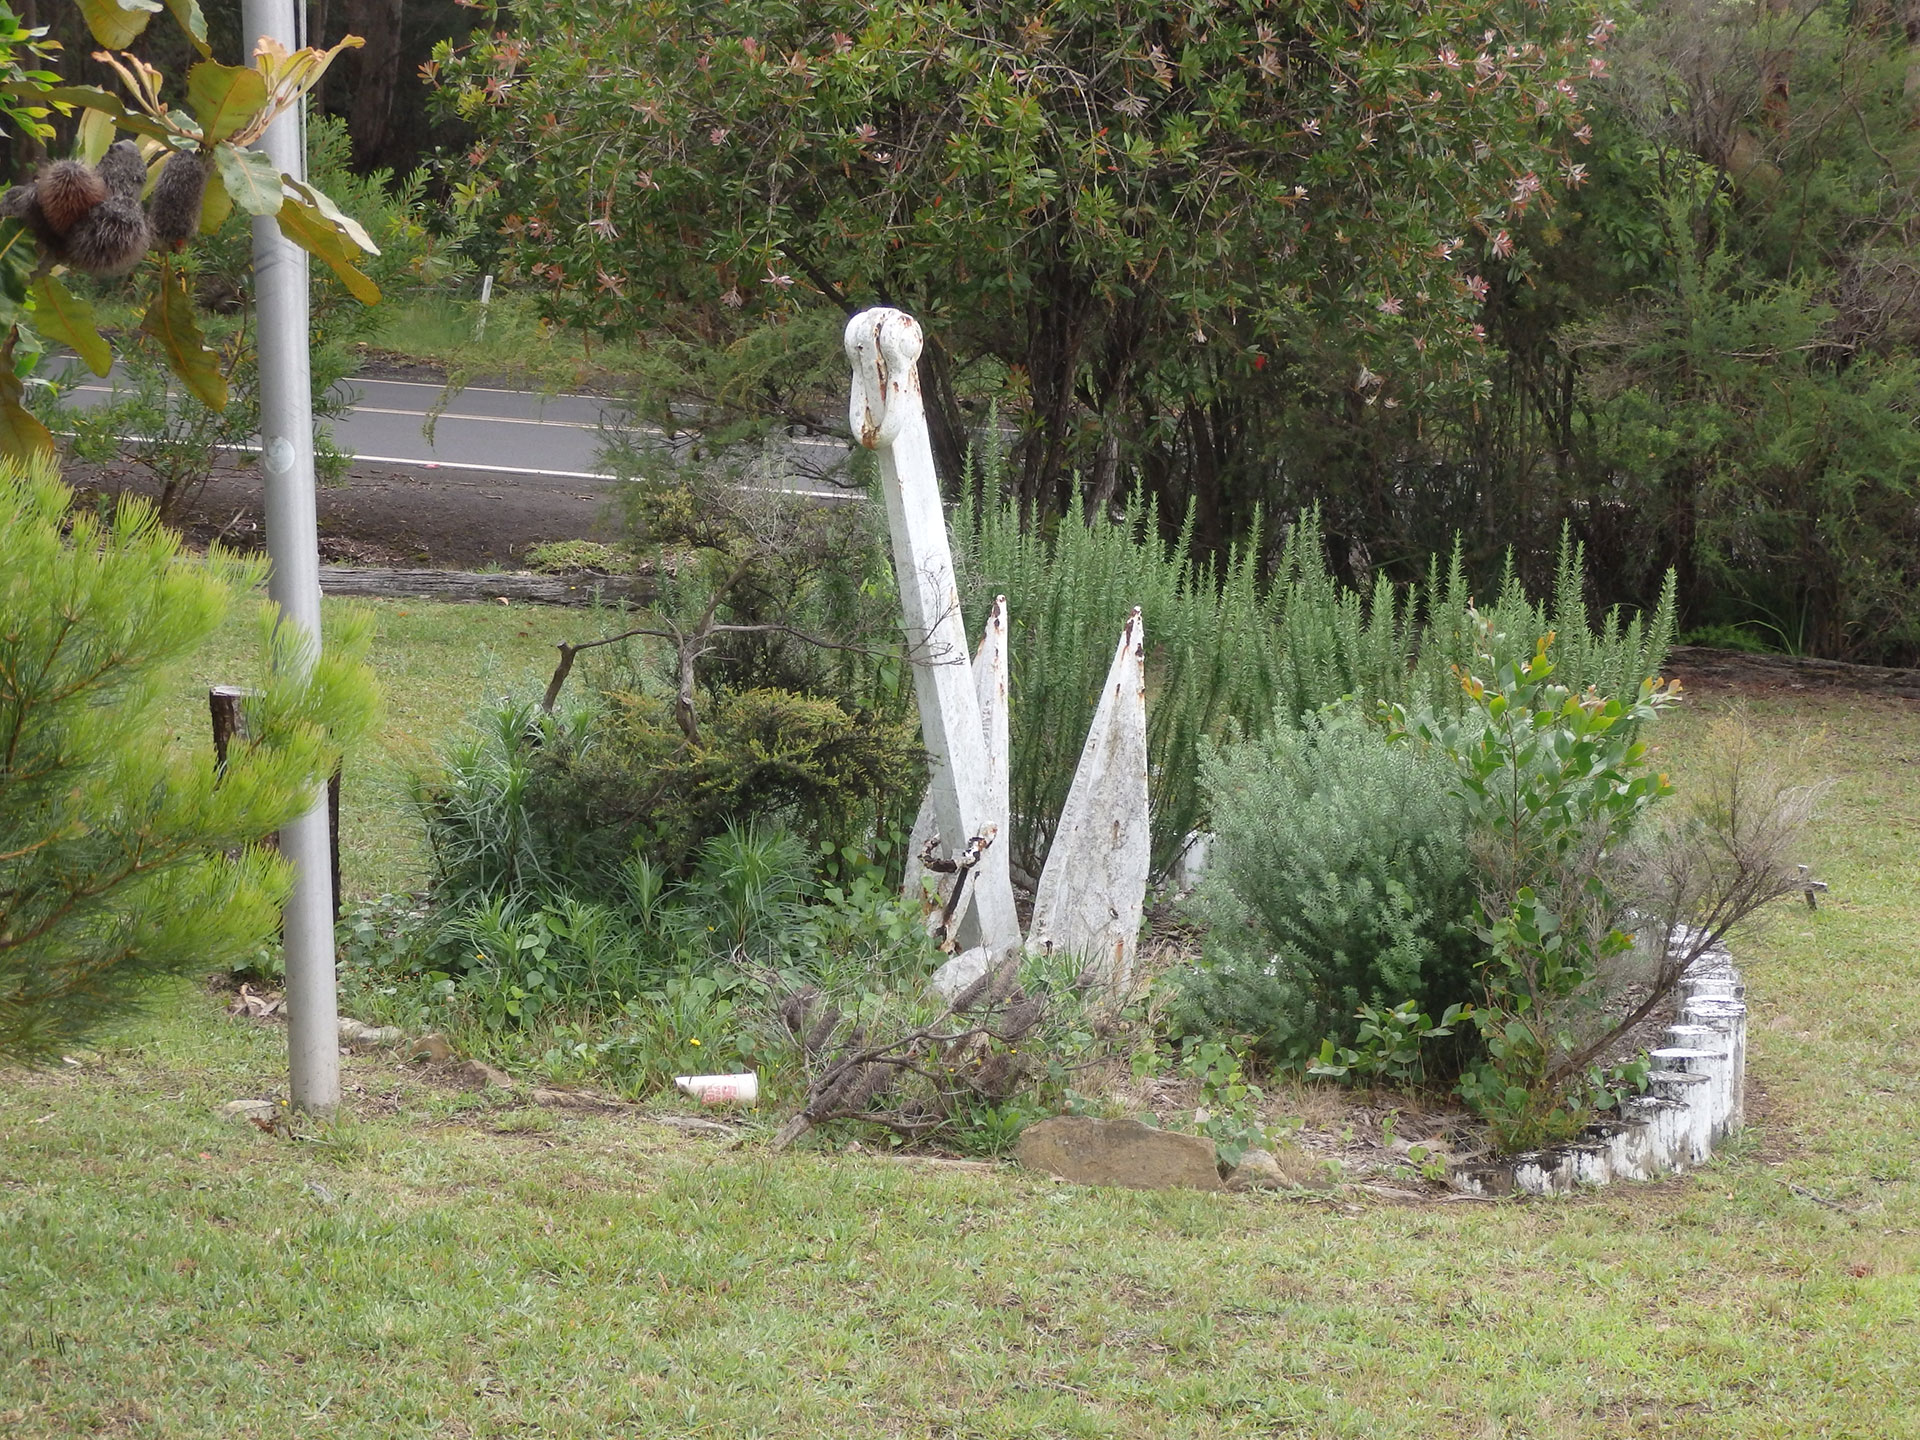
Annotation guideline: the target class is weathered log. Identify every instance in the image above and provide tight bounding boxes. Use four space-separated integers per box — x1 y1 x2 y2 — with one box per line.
316 566 650 607
1666 645 1920 698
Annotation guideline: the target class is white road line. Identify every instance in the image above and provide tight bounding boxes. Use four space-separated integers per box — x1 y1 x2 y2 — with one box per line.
346 451 856 499
348 452 613 480
351 376 608 400
351 404 605 430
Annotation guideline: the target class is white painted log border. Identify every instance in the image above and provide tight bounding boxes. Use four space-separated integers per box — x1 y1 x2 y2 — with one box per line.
1449 944 1749 1196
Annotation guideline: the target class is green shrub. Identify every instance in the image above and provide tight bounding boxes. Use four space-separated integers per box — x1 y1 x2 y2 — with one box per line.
1394 625 1677 1151
1172 705 1479 1065
414 686 922 901
1 456 377 1063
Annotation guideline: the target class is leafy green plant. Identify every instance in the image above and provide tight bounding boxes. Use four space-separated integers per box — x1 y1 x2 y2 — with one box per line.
1178 1040 1270 1168
955 456 1282 877
1308 1001 1469 1089
957 450 1676 879
1395 623 1677 1149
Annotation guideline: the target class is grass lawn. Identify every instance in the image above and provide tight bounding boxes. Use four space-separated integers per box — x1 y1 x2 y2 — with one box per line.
3 607 1917 1438
155 595 633 898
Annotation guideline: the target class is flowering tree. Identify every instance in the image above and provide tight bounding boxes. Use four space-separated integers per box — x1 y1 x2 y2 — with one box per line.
436 0 1610 527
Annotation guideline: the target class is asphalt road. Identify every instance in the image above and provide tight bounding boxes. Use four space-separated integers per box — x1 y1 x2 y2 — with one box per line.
59 369 855 495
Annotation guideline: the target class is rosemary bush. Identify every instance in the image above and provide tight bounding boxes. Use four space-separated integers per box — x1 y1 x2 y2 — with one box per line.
954 422 1678 880
954 467 1279 877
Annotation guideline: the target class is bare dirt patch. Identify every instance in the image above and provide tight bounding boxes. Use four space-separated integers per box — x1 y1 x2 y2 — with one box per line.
67 454 621 571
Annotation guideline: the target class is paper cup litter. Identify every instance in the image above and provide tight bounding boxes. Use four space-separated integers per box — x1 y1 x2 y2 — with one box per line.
674 1072 759 1107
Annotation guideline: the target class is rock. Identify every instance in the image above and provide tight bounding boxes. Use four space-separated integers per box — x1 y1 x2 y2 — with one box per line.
338 1018 403 1050
220 1099 280 1124
647 1113 736 1137
531 1087 622 1110
927 946 995 1006
1225 1149 1288 1191
1223 1145 1337 1191
408 1032 454 1064
1014 1115 1222 1192
451 1059 513 1090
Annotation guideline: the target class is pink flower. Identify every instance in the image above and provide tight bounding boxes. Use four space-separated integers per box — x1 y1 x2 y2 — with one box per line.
1376 295 1404 316
1588 56 1609 77
1588 18 1616 46
1470 323 1487 341
1563 161 1588 187
1301 116 1321 136
721 286 744 308
1511 172 1542 204
708 126 730 145
1574 124 1593 144
1438 47 1461 70
763 269 795 289
1492 230 1514 258
1465 274 1490 301
589 216 618 240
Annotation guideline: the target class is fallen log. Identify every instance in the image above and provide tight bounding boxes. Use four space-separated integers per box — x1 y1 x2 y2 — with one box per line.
317 566 651 607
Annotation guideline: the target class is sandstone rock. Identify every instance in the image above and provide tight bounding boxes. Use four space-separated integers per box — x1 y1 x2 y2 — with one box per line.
452 1059 512 1090
338 1018 404 1050
1226 1145 1338 1192
408 1032 454 1064
1224 1149 1287 1191
220 1098 279 1124
1014 1115 1222 1192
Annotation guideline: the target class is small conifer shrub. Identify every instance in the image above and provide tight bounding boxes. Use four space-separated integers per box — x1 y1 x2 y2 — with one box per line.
0 456 377 1063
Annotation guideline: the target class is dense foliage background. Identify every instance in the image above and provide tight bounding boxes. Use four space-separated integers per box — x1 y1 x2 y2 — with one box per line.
429 0 1920 663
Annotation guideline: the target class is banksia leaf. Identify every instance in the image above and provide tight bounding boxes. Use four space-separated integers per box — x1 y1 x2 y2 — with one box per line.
277 195 380 304
140 256 226 409
283 178 379 254
164 0 211 57
30 274 112 375
0 359 53 460
197 162 231 234
212 142 281 216
186 60 268 145
76 0 161 50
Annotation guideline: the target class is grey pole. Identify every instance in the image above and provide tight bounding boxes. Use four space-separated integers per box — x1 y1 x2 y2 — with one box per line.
243 0 339 1114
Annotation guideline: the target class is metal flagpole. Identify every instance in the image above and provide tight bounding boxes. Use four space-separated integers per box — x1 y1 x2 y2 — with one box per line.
243 0 339 1114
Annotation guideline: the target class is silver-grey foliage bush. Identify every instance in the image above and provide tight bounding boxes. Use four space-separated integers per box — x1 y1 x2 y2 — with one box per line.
1172 706 1481 1064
